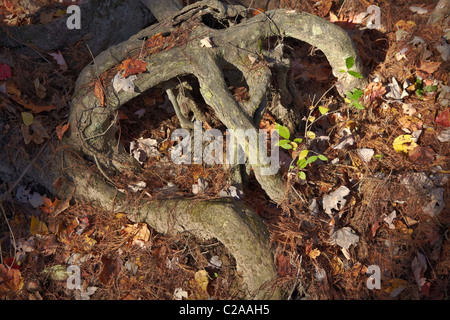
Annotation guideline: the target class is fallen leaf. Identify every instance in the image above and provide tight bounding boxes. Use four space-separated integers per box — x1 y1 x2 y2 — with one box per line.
331 257 344 275
122 223 150 247
30 215 49 236
187 270 210 299
307 248 321 259
79 286 98 300
56 122 70 140
357 148 374 162
435 109 450 127
395 20 416 33
417 61 442 75
174 287 188 300
49 51 68 71
393 134 418 154
383 210 397 229
0 264 24 296
328 227 359 250
250 8 265 16
402 103 417 116
385 278 407 297
112 71 137 93
99 256 122 285
409 6 428 15
127 181 146 193
411 252 427 288
40 196 60 214
130 137 160 164
0 63 12 80
94 79 105 107
322 186 350 217
200 37 214 48
208 255 222 268
192 177 208 194
21 112 33 126
317 0 332 17
120 57 147 78
408 145 436 165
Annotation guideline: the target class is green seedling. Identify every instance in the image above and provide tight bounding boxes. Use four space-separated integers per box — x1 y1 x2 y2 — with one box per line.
340 57 365 110
275 123 327 180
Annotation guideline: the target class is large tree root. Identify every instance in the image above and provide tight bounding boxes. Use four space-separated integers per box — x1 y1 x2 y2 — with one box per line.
0 138 279 299
1 0 366 299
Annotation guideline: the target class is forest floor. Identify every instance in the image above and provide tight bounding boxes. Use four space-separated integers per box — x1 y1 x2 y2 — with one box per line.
0 0 448 300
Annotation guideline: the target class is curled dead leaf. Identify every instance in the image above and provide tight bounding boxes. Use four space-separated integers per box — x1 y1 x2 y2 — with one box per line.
94 79 105 107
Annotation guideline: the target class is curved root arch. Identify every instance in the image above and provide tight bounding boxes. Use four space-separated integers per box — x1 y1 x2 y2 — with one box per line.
60 2 366 299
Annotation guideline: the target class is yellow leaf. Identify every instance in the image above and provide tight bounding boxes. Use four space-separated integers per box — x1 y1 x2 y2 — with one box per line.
306 131 316 139
79 235 97 252
195 270 209 292
30 215 48 236
393 135 418 153
308 248 321 259
385 278 407 294
188 270 210 299
331 257 344 275
115 213 128 219
298 149 309 160
21 112 33 126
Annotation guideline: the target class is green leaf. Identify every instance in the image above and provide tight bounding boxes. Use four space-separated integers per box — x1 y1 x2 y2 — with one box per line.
346 91 354 101
21 112 34 126
318 154 328 161
348 70 363 78
298 171 306 180
373 154 383 159
305 155 318 165
352 89 363 100
297 158 307 169
280 143 292 150
345 57 354 70
338 69 347 73
275 123 290 140
293 138 303 144
277 139 291 146
318 106 329 115
352 101 365 110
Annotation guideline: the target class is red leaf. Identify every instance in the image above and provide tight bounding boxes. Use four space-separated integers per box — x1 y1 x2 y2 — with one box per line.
120 58 147 78
436 109 450 127
0 63 12 80
56 122 70 140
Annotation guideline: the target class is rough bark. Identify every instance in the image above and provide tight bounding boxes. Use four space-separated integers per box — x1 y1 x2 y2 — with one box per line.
1 0 367 300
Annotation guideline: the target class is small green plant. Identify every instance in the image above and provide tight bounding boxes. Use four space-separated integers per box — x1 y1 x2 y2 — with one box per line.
275 123 327 180
414 76 437 98
340 57 365 110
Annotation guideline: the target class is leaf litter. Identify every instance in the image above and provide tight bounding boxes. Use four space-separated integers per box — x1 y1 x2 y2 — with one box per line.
0 0 449 301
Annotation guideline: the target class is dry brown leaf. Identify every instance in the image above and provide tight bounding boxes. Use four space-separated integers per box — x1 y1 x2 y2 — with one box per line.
0 265 24 296
94 79 105 107
56 122 70 140
417 61 441 75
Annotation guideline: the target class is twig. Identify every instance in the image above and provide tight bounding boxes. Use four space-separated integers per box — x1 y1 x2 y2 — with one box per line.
93 154 117 188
